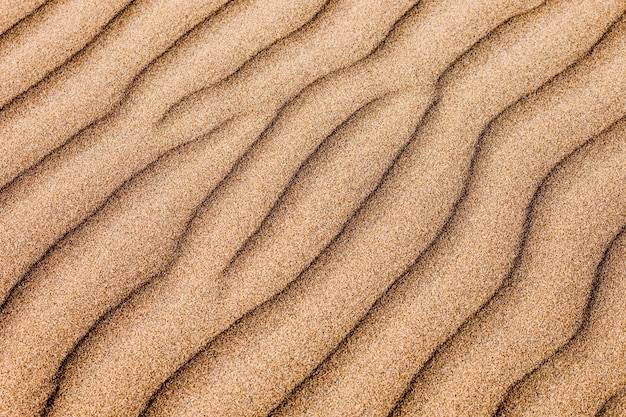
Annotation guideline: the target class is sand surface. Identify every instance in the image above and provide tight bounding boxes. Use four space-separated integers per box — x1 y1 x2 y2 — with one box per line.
0 1 624 416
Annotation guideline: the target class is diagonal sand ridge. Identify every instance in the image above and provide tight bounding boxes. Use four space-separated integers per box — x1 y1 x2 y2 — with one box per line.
0 1 624 417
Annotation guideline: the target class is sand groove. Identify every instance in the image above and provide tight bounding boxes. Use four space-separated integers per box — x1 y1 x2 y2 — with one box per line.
496 224 626 415
0 110 275 416
392 114 626 416
601 386 626 417
269 3 626 416
0 1 624 417
0 0 362 304
0 0 48 35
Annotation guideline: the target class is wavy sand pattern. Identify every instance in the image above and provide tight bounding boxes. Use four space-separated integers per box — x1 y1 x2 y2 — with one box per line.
0 1 624 416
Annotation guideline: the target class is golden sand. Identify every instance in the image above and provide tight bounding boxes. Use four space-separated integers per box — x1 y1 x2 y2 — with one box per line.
0 1 625 416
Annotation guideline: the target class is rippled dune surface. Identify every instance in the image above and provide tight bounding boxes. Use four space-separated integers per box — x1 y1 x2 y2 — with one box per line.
0 1 624 416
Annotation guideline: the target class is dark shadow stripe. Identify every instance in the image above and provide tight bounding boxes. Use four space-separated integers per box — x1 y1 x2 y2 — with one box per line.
0 0 49 39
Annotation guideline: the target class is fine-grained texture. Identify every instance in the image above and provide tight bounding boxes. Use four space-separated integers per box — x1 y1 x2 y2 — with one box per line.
0 0 47 34
0 0 331 302
0 110 274 416
0 0 131 108
272 3 626 415
496 225 626 416
392 115 626 416
0 0 233 189
0 1 625 417
47 2 545 416
601 389 626 417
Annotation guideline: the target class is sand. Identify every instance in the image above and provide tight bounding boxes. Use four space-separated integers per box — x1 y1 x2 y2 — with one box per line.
0 1 624 416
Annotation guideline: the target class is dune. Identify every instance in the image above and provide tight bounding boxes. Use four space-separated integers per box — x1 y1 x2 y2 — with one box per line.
271 3 626 416
391 111 626 416
0 0 47 34
0 1 624 417
496 225 626 416
0 110 274 416
0 0 333 301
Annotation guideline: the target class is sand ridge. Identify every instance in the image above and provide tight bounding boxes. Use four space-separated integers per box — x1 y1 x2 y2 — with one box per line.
0 0 624 416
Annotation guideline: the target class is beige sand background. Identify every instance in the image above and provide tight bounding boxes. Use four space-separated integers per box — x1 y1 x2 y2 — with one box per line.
0 0 625 416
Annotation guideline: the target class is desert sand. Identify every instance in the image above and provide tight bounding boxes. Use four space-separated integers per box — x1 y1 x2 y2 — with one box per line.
0 1 624 416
